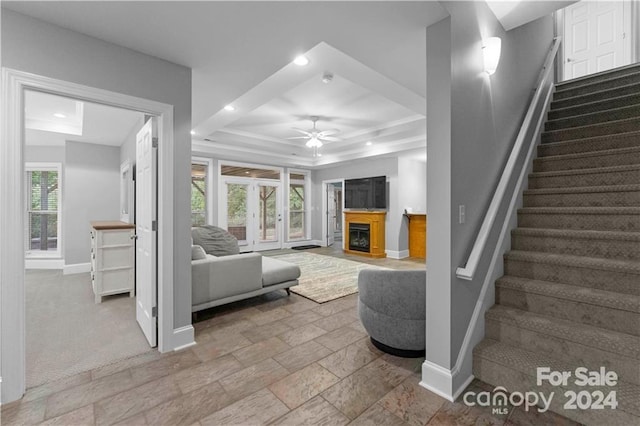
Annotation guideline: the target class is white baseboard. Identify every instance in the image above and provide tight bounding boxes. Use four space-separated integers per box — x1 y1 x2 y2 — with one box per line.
420 360 474 402
385 249 409 259
64 262 91 275
25 258 64 270
172 325 195 351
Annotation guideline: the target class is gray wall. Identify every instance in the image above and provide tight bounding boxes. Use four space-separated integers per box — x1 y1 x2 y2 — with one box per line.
25 145 65 163
64 142 121 265
426 1 554 371
2 9 193 330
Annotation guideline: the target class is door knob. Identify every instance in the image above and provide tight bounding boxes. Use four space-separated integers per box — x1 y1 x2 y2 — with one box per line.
566 58 574 62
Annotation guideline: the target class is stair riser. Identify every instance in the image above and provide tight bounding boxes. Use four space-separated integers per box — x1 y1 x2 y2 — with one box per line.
538 132 640 156
549 94 640 120
485 319 640 385
511 234 640 261
551 83 640 110
557 66 640 91
517 211 639 231
496 287 640 336
554 74 640 100
528 169 639 189
533 150 640 172
523 190 640 207
473 357 639 425
542 119 640 144
504 259 640 295
545 105 640 132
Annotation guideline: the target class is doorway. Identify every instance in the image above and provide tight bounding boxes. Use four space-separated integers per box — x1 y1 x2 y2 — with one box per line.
560 0 635 81
323 179 344 248
1 69 177 403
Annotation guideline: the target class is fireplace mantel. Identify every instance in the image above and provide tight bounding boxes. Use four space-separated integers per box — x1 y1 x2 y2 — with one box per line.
344 210 386 258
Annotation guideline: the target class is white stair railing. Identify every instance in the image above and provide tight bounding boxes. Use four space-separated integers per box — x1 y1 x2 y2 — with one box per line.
456 37 562 281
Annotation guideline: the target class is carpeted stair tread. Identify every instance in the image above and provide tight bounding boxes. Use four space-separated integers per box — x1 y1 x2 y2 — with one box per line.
524 183 640 196
542 117 640 143
556 63 640 91
504 250 640 275
530 163 640 178
553 71 640 100
511 227 640 242
474 339 640 419
551 82 640 111
538 130 640 156
519 205 640 215
545 103 640 132
496 274 640 314
533 146 640 172
486 305 640 360
549 92 640 120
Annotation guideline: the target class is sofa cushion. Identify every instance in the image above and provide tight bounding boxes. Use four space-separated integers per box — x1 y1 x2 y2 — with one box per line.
262 257 301 287
191 245 207 260
191 225 240 257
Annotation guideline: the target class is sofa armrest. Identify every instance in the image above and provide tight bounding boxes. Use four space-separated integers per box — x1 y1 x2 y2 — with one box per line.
192 252 263 305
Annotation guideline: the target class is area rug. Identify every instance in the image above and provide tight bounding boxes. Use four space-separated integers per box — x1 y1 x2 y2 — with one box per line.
272 252 389 303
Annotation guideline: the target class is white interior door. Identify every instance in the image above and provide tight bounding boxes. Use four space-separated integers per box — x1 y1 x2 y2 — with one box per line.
563 0 631 80
327 185 336 247
135 118 157 347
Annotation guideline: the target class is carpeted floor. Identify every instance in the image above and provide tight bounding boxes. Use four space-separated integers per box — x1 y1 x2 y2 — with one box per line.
25 270 152 389
271 252 390 303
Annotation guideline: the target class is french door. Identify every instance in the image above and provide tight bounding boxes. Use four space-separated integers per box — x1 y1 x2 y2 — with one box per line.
222 179 282 252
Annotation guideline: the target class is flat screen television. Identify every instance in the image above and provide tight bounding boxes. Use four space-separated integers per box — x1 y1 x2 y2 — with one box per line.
344 176 387 209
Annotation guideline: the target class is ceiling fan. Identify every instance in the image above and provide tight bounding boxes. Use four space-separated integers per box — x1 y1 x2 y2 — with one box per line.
288 116 340 157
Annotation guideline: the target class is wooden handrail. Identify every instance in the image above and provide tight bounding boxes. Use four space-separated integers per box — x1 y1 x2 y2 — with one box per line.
456 37 561 281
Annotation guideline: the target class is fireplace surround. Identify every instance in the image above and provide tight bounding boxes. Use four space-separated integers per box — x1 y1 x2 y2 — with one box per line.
343 211 386 258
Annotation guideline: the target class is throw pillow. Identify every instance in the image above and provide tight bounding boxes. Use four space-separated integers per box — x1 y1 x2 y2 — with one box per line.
191 225 240 257
191 245 207 260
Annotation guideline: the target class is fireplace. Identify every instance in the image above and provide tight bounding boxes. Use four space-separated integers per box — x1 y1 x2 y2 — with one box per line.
348 223 370 253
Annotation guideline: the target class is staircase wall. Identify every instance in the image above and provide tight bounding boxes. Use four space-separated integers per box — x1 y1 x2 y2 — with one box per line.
424 0 555 398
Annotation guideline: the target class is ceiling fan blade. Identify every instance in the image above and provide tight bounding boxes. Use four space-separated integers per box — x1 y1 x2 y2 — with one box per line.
291 128 311 136
318 129 340 137
286 136 310 140
320 136 341 142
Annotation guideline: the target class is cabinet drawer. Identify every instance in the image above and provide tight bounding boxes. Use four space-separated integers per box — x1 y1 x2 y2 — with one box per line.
95 246 133 271
99 229 133 246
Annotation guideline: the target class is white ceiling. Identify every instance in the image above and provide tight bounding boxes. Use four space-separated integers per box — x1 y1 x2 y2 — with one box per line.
486 0 577 31
3 1 447 168
25 90 144 147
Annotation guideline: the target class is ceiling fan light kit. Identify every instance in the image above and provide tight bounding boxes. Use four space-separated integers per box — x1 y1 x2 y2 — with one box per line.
290 116 340 157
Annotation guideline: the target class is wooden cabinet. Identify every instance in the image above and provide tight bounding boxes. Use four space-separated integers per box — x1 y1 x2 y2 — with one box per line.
407 214 427 259
90 221 135 303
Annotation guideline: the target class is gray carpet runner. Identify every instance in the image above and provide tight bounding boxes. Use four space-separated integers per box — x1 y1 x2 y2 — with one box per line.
473 63 640 425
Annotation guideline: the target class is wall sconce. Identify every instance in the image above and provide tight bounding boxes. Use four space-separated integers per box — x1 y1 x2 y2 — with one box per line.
483 37 502 75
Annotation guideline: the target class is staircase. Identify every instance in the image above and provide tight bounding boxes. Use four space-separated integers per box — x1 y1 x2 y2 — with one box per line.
473 63 640 425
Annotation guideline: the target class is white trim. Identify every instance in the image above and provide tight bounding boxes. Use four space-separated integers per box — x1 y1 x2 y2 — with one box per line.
25 259 64 270
172 325 196 351
0 68 181 404
63 262 91 275
321 179 345 248
420 360 475 403
191 156 214 226
120 160 132 224
385 249 409 259
25 162 63 260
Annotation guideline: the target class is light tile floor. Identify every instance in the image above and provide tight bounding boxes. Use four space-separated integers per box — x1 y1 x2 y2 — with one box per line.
2 249 580 425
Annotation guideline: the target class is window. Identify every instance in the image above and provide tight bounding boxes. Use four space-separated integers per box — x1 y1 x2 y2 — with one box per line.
26 163 62 258
191 162 208 226
288 172 308 240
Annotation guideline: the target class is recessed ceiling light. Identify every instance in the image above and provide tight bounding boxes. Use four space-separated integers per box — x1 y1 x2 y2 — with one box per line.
366 141 373 146
223 105 235 112
190 130 196 135
293 55 309 66
53 113 66 119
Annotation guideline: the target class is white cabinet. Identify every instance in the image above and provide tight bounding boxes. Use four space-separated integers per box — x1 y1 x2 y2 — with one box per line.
90 221 135 303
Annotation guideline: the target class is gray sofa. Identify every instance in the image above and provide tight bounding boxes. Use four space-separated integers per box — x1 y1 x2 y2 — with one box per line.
357 269 426 357
191 226 300 313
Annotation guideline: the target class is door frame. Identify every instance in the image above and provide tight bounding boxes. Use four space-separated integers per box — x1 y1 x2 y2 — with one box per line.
0 68 176 403
556 0 637 82
321 179 344 248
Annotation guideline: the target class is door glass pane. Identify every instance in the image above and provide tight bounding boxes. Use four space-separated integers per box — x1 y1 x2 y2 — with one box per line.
259 185 277 242
191 163 207 226
289 183 305 239
226 183 248 243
